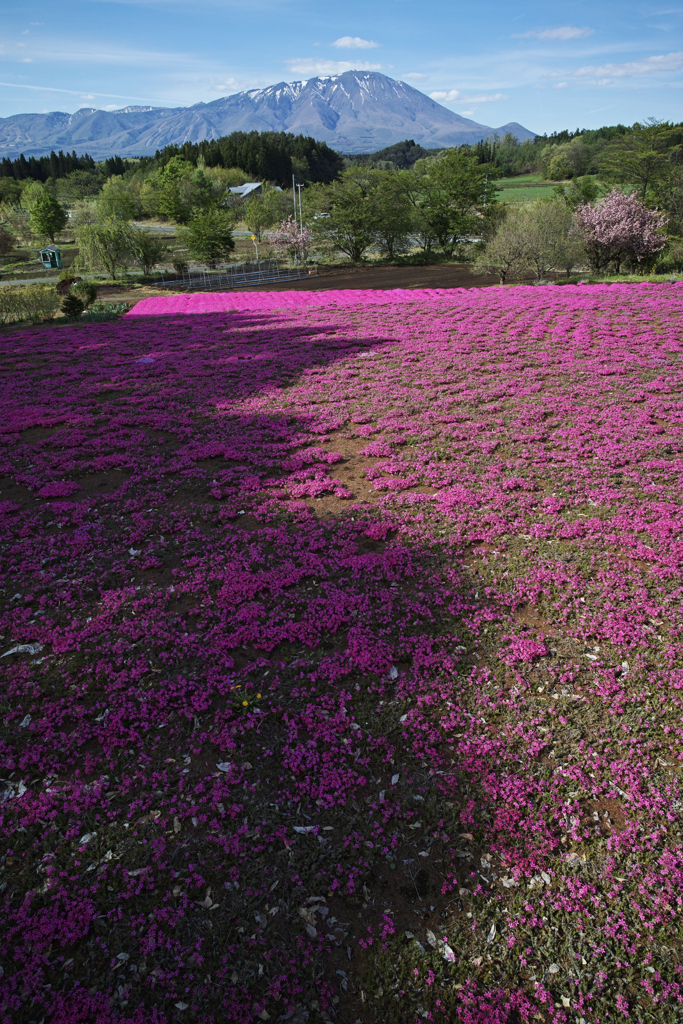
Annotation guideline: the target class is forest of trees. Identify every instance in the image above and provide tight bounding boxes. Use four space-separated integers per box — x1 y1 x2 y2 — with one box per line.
0 131 346 227
0 150 99 182
348 121 683 185
0 118 681 279
136 132 344 187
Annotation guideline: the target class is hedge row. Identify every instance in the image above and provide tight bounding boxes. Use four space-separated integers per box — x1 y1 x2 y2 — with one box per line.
0 284 60 325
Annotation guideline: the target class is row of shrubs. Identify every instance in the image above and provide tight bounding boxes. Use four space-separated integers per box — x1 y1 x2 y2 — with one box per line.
0 280 126 326
0 284 61 325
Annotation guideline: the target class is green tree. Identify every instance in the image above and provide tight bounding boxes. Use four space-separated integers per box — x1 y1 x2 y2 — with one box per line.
547 149 574 181
20 180 45 211
0 178 22 205
262 184 293 224
553 176 601 209
307 169 381 262
72 280 99 308
61 294 85 318
472 205 530 284
69 198 101 231
520 199 576 281
0 227 16 257
539 137 593 180
156 157 195 223
599 120 680 198
244 195 275 240
30 193 67 242
178 209 235 266
649 155 683 236
139 177 161 219
0 200 30 246
474 198 580 283
130 227 166 274
372 172 414 258
55 168 105 203
187 169 216 213
75 221 135 279
0 283 60 324
98 175 139 221
221 167 250 188
413 151 499 256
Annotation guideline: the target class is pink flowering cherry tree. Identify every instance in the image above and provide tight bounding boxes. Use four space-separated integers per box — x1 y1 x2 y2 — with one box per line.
267 215 314 265
573 187 667 273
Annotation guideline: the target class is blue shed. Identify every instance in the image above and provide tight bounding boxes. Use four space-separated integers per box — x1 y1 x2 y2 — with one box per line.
39 245 62 269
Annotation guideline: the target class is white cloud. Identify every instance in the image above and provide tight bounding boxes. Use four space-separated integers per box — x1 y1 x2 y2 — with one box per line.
403 72 427 81
460 110 474 116
430 89 506 104
331 36 379 49
19 58 34 63
430 88 459 101
577 77 619 86
207 73 276 95
286 58 382 76
554 81 568 89
513 26 593 40
208 76 239 92
574 50 683 77
461 92 506 103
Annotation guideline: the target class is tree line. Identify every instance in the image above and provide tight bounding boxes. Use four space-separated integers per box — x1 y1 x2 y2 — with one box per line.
0 118 681 280
347 120 683 189
0 149 98 183
0 130 343 205
138 131 344 187
305 119 682 275
470 120 682 280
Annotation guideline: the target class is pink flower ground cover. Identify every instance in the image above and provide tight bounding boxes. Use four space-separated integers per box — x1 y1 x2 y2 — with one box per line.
2 282 683 1023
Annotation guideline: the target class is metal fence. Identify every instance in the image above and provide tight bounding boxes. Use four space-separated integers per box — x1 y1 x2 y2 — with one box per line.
157 259 317 291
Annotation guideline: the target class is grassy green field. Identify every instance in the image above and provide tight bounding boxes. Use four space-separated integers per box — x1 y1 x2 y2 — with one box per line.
495 172 566 204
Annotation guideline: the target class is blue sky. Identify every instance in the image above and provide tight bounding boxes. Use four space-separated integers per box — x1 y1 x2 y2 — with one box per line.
1 0 681 134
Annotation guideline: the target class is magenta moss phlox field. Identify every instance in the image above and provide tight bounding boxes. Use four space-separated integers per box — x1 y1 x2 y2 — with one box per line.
2 283 683 1022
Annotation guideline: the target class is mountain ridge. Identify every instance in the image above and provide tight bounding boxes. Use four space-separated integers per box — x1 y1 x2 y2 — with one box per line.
0 72 536 160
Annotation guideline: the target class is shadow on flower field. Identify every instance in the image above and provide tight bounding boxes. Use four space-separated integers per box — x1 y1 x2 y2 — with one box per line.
3 285 683 1024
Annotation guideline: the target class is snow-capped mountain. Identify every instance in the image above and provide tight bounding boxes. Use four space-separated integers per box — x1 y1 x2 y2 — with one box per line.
0 72 536 160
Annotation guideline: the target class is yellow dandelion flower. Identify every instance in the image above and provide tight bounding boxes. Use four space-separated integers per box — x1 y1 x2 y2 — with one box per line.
242 700 248 706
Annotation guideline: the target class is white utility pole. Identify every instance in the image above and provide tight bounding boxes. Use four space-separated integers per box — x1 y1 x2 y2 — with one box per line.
292 174 298 264
296 183 304 230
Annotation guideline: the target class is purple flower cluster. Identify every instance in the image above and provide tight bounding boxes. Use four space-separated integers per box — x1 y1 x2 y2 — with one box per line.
2 282 683 1022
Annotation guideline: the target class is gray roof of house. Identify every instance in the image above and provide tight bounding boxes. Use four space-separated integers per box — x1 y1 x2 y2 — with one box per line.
227 182 262 197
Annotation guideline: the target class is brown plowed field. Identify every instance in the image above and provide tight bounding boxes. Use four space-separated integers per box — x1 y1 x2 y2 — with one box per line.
243 261 501 291
93 262 503 304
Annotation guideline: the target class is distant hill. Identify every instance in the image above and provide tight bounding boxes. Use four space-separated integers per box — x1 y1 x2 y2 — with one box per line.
0 72 536 160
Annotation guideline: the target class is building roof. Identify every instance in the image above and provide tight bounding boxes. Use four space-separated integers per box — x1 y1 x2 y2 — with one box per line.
227 182 262 198
39 245 61 254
